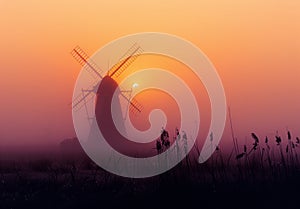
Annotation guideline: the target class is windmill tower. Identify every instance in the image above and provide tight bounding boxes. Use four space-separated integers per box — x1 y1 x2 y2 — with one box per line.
70 44 145 156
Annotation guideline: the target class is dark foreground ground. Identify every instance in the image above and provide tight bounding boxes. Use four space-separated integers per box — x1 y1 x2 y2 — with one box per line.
2 173 300 209
2 134 300 209
1 148 300 209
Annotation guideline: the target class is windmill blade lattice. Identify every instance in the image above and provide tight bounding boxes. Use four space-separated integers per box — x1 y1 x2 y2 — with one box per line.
70 44 144 114
109 43 144 78
119 86 143 114
71 46 103 79
71 80 99 111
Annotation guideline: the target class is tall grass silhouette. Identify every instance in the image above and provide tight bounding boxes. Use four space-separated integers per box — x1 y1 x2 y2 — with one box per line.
1 118 300 209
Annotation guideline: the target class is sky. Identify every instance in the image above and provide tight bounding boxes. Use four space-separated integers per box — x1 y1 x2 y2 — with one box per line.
0 0 299 147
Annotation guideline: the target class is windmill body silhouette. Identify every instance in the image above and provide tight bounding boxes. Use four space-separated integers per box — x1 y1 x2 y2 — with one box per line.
71 44 157 158
71 44 143 114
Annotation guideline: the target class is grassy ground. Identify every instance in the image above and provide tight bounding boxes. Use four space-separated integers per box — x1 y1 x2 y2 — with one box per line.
1 154 300 209
1 132 300 209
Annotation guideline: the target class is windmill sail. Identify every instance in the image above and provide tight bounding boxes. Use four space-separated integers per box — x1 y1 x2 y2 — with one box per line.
71 80 99 110
109 43 143 78
119 86 143 114
70 44 143 114
71 46 103 79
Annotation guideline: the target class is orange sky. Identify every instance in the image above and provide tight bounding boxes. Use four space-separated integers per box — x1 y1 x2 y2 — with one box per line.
0 0 299 146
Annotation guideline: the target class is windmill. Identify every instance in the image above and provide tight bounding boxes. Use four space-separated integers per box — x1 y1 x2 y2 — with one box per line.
70 43 144 119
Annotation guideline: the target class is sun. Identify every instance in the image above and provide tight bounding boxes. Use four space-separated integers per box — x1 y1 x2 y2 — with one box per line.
132 83 139 88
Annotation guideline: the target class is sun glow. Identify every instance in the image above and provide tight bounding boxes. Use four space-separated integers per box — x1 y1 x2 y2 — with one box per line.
132 83 139 88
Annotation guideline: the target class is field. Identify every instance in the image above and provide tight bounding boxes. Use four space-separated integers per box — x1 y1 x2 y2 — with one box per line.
1 132 300 209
